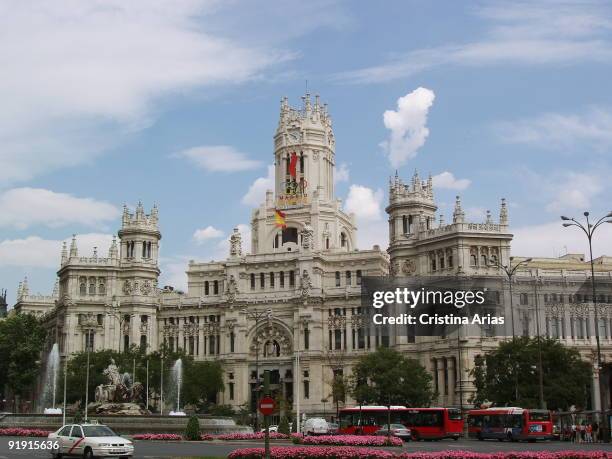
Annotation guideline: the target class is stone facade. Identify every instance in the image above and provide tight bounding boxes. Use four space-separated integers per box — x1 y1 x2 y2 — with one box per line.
12 93 612 415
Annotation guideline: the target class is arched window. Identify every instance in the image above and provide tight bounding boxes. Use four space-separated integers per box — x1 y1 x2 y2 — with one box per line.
213 280 219 294
250 273 255 290
345 270 352 285
340 232 347 248
123 335 130 352
80 281 86 296
88 279 96 295
204 281 209 295
470 254 477 266
326 238 330 249
98 282 106 295
280 271 285 288
481 254 488 266
260 272 265 289
402 216 408 234
274 233 280 249
335 271 341 287
140 334 147 349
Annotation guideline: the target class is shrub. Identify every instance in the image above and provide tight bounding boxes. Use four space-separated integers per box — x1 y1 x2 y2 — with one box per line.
184 415 200 441
228 450 611 459
277 417 290 435
298 435 402 447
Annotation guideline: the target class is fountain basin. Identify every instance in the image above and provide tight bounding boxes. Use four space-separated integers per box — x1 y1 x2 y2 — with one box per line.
168 411 186 416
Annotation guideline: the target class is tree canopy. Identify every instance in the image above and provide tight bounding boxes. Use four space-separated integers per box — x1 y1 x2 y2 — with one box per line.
471 337 592 410
350 347 434 407
0 313 46 402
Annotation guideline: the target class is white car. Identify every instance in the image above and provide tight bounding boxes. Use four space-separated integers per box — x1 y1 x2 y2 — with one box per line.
48 422 134 458
302 418 328 436
260 425 278 433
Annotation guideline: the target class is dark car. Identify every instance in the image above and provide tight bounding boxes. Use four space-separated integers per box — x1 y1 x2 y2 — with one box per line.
375 424 412 441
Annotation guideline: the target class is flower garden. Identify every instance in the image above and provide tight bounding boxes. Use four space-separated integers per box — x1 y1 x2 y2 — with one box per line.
227 449 611 459
292 434 403 447
0 428 52 437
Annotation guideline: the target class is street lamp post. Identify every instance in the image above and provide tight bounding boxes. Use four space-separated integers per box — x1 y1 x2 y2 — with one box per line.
561 211 612 440
492 257 533 340
242 307 272 432
533 277 546 410
84 328 92 421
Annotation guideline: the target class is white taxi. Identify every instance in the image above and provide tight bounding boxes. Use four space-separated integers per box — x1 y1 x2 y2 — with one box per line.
48 422 134 458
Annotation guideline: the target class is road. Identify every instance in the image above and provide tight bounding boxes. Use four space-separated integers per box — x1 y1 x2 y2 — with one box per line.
0 437 610 458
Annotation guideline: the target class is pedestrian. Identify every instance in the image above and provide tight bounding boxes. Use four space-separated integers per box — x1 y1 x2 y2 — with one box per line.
570 423 576 443
576 423 583 443
586 423 593 443
593 422 599 443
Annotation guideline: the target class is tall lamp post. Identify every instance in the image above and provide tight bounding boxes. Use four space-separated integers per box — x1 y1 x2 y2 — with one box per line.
561 211 612 439
533 277 545 410
242 307 272 431
491 257 533 340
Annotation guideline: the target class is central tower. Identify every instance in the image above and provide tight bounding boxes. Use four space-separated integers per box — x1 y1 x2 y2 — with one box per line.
249 93 356 255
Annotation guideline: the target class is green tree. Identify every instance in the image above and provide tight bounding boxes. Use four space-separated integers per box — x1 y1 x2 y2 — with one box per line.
184 415 201 440
278 416 290 435
471 337 591 410
351 347 434 407
181 360 224 408
0 313 46 409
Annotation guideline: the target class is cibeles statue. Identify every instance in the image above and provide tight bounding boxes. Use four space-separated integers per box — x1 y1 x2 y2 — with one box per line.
92 359 149 415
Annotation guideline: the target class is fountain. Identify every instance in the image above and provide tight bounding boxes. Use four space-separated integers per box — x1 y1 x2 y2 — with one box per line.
169 359 185 416
89 359 149 415
42 344 62 415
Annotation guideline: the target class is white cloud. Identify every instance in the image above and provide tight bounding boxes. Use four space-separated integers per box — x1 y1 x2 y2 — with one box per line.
242 165 275 206
0 233 113 268
174 145 262 172
432 171 471 190
513 220 612 258
0 1 288 185
336 1 612 84
334 163 350 183
545 173 603 213
495 107 612 152
380 88 435 168
193 225 224 244
0 188 119 229
344 184 384 221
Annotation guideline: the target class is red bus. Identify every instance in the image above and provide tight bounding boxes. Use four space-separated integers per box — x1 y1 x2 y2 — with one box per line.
338 406 464 440
467 407 553 442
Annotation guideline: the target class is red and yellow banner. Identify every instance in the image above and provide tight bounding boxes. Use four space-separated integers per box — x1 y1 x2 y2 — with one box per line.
274 209 286 228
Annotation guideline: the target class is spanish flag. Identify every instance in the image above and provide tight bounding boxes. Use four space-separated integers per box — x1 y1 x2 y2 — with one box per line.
274 209 286 228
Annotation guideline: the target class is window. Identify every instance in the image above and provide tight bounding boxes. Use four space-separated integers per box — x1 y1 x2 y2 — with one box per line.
439 256 445 270
260 272 265 289
356 270 362 285
58 426 71 437
98 282 106 295
140 334 147 349
520 293 529 305
340 232 347 248
189 336 194 355
470 254 477 266
280 271 285 288
123 335 129 351
303 380 310 399
326 238 330 249
402 215 408 234
85 331 94 351
89 280 96 295
70 426 84 438
270 272 275 287
97 314 103 325
80 282 86 296
250 273 255 290
335 271 341 287
345 271 352 286
214 280 219 294
334 329 342 350
204 281 209 295
230 332 235 353
282 227 298 245
431 257 437 272
448 254 454 268
481 254 488 266
289 270 295 287
304 326 310 350
229 382 234 400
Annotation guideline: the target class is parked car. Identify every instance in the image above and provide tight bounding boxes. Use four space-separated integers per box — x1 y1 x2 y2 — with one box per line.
327 422 339 434
375 424 412 441
302 418 329 436
260 425 278 433
48 422 134 458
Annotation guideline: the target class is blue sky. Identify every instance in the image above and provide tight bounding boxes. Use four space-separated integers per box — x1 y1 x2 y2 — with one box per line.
2 0 612 305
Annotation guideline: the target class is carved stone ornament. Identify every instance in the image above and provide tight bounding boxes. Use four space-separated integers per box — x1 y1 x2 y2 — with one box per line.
402 258 416 275
300 270 312 300
226 275 238 303
300 224 314 250
250 324 292 357
140 280 152 296
123 280 133 295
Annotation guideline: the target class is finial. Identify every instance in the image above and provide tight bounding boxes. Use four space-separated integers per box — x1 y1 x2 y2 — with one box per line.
453 196 465 223
93 246 98 258
69 234 78 257
61 241 68 264
500 198 508 225
485 210 492 224
439 214 445 227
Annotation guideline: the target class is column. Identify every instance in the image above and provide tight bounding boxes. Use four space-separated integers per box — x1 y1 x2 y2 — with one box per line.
448 357 456 406
592 366 602 411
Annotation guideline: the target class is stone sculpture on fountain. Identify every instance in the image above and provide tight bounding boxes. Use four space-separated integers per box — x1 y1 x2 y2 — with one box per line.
90 359 150 415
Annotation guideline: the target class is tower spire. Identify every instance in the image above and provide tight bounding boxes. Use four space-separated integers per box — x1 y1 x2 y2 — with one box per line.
453 196 465 223
69 234 78 257
500 198 508 226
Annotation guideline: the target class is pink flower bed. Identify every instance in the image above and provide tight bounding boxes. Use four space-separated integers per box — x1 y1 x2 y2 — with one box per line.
295 434 403 447
229 450 611 459
228 446 395 458
0 428 51 437
216 432 290 440
132 433 182 441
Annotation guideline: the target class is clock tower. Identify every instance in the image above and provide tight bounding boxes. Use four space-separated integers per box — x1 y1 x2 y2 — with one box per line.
249 93 356 255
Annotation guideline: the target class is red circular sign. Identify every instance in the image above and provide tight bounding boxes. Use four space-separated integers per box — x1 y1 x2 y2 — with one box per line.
258 397 276 415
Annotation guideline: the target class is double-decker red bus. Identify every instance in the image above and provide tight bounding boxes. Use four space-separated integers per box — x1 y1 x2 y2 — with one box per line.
467 407 553 442
338 406 463 440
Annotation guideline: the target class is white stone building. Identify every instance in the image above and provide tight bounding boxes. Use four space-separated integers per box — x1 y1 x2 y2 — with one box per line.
12 93 612 415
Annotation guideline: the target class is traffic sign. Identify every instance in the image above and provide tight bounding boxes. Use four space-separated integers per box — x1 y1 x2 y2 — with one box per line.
258 397 275 416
